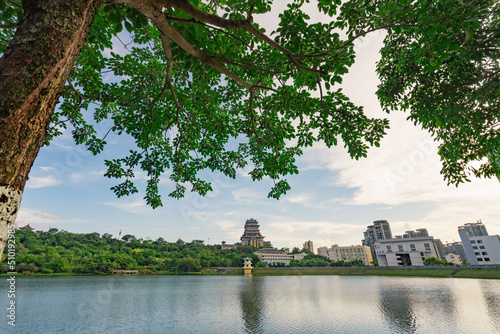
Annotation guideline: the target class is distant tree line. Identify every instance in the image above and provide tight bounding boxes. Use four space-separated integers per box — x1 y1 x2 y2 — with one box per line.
1 228 261 274
1 229 374 275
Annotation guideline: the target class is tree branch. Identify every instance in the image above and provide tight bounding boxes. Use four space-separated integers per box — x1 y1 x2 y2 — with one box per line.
118 0 254 90
0 23 18 29
168 0 327 75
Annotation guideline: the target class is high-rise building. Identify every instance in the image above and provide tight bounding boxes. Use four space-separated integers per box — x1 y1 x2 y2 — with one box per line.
362 220 393 260
240 218 265 247
303 240 314 253
459 220 488 237
433 239 445 260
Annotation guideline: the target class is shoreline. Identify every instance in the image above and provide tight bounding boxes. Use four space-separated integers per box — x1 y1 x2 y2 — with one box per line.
2 267 500 279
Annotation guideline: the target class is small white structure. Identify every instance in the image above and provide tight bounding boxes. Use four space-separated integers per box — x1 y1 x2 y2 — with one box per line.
243 257 253 275
444 254 462 265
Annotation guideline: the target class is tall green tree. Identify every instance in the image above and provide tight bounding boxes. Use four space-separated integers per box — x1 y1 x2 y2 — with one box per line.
1 0 498 256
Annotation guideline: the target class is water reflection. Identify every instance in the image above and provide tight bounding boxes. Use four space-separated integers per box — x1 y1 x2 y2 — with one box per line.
239 277 264 333
480 280 500 332
12 275 500 334
378 280 418 332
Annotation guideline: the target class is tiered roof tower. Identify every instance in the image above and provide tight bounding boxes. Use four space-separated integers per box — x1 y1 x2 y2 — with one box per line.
240 218 265 247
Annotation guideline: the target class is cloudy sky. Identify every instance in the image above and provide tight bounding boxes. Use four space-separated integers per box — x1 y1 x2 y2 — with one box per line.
15 2 500 250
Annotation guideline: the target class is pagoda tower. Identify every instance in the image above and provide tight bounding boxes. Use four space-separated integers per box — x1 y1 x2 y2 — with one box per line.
240 218 265 247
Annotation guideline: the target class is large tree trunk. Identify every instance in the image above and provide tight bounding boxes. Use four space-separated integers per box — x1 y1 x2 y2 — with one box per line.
0 0 100 257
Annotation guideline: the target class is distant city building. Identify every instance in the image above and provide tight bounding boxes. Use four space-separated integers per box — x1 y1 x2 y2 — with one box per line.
303 240 314 253
240 218 265 247
18 224 34 231
320 245 373 266
396 228 430 239
458 223 500 265
433 239 445 260
263 241 272 247
459 220 489 237
443 241 468 263
254 248 293 265
375 236 440 266
362 220 393 260
444 254 462 265
317 246 328 257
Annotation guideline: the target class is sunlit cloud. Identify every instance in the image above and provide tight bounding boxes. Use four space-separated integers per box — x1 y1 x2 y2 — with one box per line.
15 208 87 228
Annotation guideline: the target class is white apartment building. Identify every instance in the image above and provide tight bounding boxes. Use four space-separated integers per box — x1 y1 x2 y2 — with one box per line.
254 248 293 265
459 228 500 265
375 237 439 266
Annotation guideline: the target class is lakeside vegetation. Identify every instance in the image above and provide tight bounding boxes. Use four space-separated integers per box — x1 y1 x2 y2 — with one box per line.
1 228 260 274
1 229 357 275
3 229 499 279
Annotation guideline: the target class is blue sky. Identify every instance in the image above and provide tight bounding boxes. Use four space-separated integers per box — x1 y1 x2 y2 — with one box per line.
15 2 500 250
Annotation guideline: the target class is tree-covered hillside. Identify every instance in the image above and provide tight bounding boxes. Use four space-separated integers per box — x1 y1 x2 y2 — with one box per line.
1 228 260 274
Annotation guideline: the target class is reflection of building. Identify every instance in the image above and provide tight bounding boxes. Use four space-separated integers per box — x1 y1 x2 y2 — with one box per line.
254 249 293 265
443 241 468 263
362 220 393 260
375 236 440 266
241 218 265 247
444 254 462 265
458 222 500 265
319 245 373 265
303 240 314 253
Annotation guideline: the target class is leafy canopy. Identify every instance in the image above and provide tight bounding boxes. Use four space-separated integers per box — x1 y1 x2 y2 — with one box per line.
1 0 498 207
335 0 500 184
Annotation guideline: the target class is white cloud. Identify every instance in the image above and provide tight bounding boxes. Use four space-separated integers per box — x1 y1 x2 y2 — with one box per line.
231 187 270 205
41 212 63 220
26 175 61 189
104 199 152 214
285 193 313 205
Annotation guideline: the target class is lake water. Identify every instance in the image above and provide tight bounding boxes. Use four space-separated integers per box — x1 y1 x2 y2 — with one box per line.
3 275 500 333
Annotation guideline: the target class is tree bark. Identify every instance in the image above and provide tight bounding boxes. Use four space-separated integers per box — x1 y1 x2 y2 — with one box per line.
0 0 101 256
